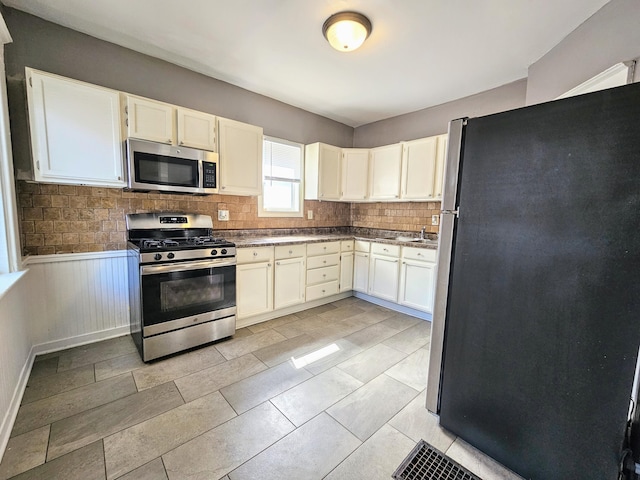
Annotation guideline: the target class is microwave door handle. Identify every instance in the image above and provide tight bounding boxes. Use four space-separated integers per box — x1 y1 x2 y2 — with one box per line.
141 258 236 275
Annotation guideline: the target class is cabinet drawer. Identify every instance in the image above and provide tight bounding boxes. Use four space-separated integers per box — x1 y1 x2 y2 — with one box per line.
237 246 274 264
306 265 339 285
306 253 340 270
402 246 437 262
355 240 370 253
371 243 400 257
307 241 340 257
341 240 354 252
306 281 339 301
275 244 306 260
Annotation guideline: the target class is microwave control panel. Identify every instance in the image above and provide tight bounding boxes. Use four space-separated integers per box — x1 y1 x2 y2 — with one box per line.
203 162 217 189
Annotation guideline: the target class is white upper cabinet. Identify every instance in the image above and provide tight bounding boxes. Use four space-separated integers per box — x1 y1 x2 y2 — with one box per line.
401 136 438 200
369 143 402 200
124 95 174 145
305 142 342 201
176 107 217 151
124 95 217 151
433 134 448 200
26 68 125 187
217 117 263 196
341 148 369 201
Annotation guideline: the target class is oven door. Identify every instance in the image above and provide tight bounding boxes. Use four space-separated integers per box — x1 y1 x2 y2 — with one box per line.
140 258 236 336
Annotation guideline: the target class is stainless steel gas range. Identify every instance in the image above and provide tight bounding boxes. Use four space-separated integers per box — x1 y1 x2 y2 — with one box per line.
126 213 236 361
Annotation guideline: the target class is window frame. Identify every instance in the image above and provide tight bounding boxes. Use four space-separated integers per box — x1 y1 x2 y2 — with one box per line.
258 136 304 218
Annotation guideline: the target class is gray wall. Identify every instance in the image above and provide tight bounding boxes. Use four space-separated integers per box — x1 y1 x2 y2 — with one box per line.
526 0 640 105
352 79 527 148
1 7 354 152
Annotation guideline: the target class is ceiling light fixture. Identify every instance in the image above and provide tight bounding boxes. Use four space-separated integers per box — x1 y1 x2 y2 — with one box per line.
322 11 372 52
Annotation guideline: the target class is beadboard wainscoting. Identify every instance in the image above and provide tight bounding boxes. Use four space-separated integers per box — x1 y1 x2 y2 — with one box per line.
24 250 130 351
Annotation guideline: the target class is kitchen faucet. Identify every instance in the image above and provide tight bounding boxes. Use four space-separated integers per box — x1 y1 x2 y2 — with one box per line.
419 226 426 240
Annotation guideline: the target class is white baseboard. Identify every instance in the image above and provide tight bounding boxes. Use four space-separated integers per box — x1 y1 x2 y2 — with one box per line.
32 325 131 356
0 345 35 463
353 292 432 321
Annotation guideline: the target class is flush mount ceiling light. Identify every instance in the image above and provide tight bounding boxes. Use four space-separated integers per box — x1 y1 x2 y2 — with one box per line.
322 11 372 52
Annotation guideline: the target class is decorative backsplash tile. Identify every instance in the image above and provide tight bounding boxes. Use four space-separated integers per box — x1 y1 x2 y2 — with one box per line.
16 181 441 255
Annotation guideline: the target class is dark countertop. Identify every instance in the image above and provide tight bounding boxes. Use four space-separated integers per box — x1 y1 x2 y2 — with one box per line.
228 233 438 250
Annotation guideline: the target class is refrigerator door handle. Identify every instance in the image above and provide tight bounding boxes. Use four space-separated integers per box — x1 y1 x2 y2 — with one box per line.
426 118 465 414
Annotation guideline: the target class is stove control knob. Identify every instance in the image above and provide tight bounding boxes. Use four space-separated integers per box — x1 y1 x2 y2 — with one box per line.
154 253 162 261
167 253 175 259
221 249 227 255
211 249 218 256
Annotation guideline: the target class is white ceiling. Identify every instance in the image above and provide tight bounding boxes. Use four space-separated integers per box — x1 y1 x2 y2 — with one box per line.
4 0 610 127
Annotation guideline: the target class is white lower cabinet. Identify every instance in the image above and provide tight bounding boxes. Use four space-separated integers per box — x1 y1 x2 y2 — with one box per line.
353 241 370 293
398 247 437 313
274 245 306 310
236 247 274 319
339 240 354 292
368 243 400 302
306 241 340 301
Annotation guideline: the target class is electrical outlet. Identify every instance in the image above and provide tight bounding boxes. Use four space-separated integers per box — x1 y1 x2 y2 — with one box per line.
218 210 229 221
307 210 313 220
431 214 439 226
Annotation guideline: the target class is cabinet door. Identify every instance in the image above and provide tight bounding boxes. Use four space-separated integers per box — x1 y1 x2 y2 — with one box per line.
218 117 263 195
341 148 369 200
398 259 436 312
340 252 354 292
274 257 305 309
318 143 342 200
369 144 402 200
177 107 217 151
369 254 400 302
353 251 370 293
26 68 124 187
433 134 448 200
126 95 174 144
401 136 438 200
236 262 273 318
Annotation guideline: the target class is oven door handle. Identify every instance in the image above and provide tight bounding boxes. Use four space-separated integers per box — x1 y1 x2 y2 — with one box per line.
141 258 236 275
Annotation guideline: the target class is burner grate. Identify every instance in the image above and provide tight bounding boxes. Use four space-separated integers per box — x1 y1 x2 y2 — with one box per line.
392 440 481 480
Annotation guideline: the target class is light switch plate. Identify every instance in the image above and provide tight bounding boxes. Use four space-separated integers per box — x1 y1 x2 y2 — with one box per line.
431 214 439 226
218 210 229 221
307 210 313 220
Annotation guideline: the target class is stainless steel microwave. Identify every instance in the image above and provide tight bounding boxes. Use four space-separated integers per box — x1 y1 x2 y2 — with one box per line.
125 138 218 194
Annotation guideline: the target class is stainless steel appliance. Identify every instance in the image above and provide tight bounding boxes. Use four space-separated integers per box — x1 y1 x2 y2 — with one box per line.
126 139 218 194
126 213 236 361
426 83 640 479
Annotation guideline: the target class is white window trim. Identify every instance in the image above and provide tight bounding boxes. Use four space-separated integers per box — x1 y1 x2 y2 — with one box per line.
258 136 304 218
556 61 635 100
0 13 20 275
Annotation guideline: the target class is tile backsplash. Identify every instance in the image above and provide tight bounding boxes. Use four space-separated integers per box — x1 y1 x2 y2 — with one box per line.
16 181 440 255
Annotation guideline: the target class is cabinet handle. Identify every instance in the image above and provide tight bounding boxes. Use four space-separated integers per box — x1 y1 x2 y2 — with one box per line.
322 289 326 293
167 139 172 144
253 252 258 256
276 261 280 265
323 260 327 264
179 141 184 146
383 248 388 252
221 186 226 189
394 260 399 263
289 250 292 254
124 106 128 114
417 252 423 257
402 261 406 264
268 263 272 267
322 274 326 277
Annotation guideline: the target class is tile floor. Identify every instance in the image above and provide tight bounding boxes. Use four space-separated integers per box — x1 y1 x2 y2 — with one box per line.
0 297 523 480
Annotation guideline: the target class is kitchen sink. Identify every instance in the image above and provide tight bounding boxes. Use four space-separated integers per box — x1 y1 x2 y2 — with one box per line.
395 236 422 242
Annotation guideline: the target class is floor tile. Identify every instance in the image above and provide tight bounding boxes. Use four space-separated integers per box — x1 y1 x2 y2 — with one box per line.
272 315 329 339
388 390 456 452
215 329 287 360
22 364 95 405
271 367 363 426
133 344 226 391
0 426 49 480
228 413 361 480
302 338 364 375
385 347 430 391
252 333 324 367
293 303 336 319
47 381 184 460
306 319 365 344
27 357 58 381
94 352 145 381
337 343 407 383
103 391 236 480
327 374 419 441
57 335 137 372
117 458 167 480
324 424 416 480
379 313 422 331
12 374 137 437
8 441 105 480
220 362 312 414
163 402 295 480
231 327 254 338
174 354 267 403
317 304 365 322
340 309 396 328
343 322 400 350
446 437 525 480
382 319 431 354
247 313 300 333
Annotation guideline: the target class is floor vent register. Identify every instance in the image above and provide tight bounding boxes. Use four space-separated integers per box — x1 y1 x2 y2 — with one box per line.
392 440 482 480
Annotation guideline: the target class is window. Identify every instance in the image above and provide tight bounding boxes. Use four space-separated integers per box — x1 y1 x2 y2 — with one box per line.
258 136 304 217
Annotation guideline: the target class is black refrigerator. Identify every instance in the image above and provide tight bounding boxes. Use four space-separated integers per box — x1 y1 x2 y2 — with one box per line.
426 82 640 480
